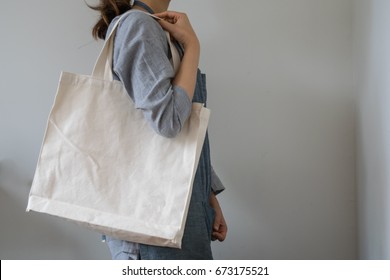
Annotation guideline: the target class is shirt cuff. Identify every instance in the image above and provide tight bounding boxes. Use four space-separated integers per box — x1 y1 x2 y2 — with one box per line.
173 85 192 124
211 165 225 195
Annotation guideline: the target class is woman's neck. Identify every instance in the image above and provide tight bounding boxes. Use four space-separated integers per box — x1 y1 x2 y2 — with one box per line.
132 0 170 14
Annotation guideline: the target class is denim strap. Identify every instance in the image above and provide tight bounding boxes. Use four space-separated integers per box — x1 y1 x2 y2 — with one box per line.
133 1 155 14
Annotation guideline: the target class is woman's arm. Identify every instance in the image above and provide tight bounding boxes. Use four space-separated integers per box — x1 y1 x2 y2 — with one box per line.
155 11 200 100
112 12 193 138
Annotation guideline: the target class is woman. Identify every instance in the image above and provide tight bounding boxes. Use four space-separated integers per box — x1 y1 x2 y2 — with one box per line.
89 0 227 260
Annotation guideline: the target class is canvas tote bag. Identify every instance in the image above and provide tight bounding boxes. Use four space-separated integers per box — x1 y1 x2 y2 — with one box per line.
26 11 210 249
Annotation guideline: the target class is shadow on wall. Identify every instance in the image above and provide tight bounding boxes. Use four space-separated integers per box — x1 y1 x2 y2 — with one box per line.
0 160 109 260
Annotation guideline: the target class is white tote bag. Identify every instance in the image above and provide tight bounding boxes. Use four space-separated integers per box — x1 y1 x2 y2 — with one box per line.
26 12 210 249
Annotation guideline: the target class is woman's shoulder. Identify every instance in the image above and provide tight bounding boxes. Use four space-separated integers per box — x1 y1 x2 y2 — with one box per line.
119 10 155 24
109 10 170 70
112 10 165 39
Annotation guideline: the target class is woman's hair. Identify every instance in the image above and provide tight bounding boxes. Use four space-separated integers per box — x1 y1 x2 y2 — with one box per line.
88 0 131 40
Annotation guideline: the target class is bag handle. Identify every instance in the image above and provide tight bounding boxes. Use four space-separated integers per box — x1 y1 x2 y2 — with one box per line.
91 11 130 80
92 11 180 80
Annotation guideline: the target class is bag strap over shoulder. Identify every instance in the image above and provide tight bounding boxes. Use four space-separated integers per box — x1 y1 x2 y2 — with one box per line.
92 11 180 80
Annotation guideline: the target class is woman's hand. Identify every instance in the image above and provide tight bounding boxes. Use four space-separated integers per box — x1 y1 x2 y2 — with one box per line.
209 192 228 242
154 11 200 50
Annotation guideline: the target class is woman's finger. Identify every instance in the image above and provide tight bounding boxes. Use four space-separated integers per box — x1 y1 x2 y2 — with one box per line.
154 11 180 23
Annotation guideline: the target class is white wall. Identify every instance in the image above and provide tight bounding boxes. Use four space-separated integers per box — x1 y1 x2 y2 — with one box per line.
354 0 390 259
0 0 356 259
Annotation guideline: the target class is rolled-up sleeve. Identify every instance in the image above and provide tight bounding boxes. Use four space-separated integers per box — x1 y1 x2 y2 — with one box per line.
211 165 225 194
111 12 192 138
